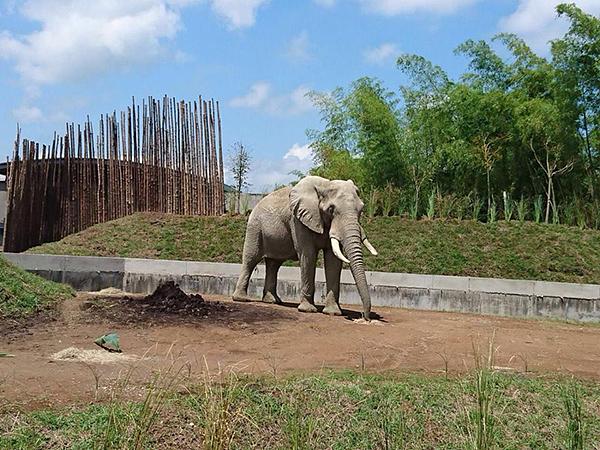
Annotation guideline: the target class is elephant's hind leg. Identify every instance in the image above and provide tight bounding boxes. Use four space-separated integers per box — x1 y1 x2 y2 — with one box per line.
262 258 283 304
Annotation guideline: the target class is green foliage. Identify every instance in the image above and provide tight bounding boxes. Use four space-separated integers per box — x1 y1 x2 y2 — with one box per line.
306 4 600 218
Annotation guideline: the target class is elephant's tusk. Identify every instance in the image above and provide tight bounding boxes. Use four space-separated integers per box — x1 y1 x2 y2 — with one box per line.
362 238 378 256
331 238 350 264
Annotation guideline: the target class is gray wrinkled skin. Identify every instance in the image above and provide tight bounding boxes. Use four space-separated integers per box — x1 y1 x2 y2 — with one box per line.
232 176 374 320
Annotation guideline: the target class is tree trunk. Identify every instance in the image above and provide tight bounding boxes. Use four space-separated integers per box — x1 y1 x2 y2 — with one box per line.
545 175 552 224
486 169 491 213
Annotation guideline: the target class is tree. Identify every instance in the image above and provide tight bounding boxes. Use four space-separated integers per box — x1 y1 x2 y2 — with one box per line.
346 77 404 188
552 3 600 198
228 142 252 214
516 99 576 222
303 3 598 223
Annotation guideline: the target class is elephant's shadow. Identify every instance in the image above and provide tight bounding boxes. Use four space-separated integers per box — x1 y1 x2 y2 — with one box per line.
276 301 385 322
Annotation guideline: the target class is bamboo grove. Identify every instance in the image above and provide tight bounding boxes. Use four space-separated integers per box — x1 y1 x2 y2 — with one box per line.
307 4 600 228
4 96 225 252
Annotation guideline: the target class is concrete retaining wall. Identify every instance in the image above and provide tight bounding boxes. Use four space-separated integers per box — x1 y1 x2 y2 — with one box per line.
4 253 600 322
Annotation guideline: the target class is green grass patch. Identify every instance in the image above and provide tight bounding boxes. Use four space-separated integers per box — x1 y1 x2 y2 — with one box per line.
28 212 600 284
0 255 73 320
1 371 599 449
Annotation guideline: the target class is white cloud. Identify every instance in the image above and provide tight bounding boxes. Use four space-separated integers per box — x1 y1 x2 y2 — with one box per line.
364 42 399 64
230 83 313 115
286 30 312 63
0 0 196 85
209 0 268 29
249 143 314 190
499 0 600 53
12 105 42 122
359 0 477 15
230 81 271 108
288 85 313 114
284 143 313 161
314 0 336 8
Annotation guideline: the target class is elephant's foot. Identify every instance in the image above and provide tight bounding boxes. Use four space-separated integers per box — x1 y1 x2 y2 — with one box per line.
322 292 342 316
298 299 318 313
262 291 282 304
232 291 255 302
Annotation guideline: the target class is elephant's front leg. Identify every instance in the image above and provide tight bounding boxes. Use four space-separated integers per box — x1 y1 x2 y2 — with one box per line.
322 249 343 316
297 250 318 313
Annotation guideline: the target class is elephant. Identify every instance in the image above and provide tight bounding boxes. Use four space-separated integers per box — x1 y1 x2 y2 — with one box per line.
232 175 378 320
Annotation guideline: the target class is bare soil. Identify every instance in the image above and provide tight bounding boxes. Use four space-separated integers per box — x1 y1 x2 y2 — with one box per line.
2 290 600 409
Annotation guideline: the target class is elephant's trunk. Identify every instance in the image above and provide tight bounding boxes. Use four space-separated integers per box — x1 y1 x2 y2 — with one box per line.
339 221 371 320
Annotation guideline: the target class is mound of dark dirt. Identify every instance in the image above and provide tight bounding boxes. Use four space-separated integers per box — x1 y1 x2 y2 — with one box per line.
81 281 230 325
80 282 299 329
139 281 207 314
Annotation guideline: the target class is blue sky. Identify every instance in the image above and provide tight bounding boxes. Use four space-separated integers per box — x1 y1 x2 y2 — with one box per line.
1 0 598 190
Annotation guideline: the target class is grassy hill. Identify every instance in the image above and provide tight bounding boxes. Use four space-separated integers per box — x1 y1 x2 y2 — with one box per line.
27 212 600 284
0 256 73 320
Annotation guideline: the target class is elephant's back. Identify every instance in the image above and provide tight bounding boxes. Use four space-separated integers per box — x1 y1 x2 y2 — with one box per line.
248 187 295 258
252 186 292 219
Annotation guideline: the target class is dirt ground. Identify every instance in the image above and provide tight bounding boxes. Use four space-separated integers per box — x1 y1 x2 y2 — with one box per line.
2 290 600 409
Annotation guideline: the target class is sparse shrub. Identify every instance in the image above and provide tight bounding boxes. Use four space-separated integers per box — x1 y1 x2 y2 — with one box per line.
240 195 250 216
409 200 419 220
487 200 497 224
516 196 527 222
226 193 237 215
380 183 396 217
562 383 585 450
563 199 577 227
97 362 186 449
471 194 483 222
464 334 499 450
455 195 471 221
502 192 513 221
533 196 543 223
366 189 380 218
426 189 436 220
577 214 586 229
436 192 457 220
284 389 318 450
396 198 406 217
378 398 406 449
591 201 600 229
552 204 560 225
190 366 246 450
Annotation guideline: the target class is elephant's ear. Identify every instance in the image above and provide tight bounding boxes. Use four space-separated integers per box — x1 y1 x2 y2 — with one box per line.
289 176 329 233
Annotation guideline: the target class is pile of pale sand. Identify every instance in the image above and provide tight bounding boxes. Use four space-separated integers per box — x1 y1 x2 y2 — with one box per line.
352 318 384 325
51 347 140 364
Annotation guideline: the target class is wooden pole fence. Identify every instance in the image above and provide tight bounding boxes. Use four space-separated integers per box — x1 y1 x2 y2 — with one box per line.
4 95 225 253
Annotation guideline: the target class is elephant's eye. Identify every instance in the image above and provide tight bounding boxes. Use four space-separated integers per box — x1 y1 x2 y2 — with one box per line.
328 205 335 214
